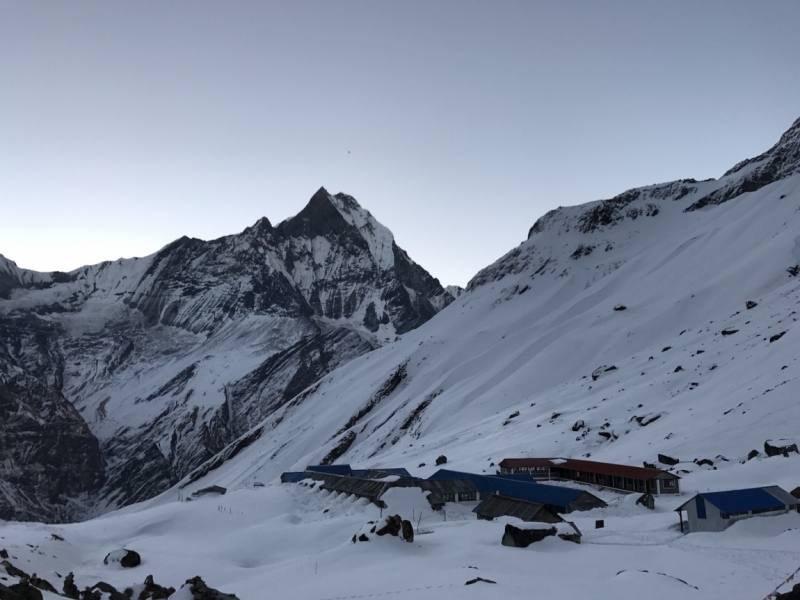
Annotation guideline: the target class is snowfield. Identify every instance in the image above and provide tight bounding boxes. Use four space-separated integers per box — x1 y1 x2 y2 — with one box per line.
2 461 800 599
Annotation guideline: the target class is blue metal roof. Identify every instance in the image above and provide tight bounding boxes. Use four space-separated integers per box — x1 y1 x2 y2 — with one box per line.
280 472 309 483
376 468 412 477
494 473 537 482
427 469 476 481
306 464 352 476
427 469 587 509
700 488 788 514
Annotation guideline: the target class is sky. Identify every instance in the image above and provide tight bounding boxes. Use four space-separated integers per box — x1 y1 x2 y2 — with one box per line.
1 1 800 287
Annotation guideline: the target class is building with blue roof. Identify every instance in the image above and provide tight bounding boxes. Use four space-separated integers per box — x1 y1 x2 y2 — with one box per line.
675 486 800 533
280 472 309 483
426 469 606 513
305 464 353 476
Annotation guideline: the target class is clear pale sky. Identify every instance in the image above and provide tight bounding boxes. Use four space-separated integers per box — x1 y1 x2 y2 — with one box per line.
2 1 799 287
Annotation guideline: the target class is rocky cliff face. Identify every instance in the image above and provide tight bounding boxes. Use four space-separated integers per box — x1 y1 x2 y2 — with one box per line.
0 340 104 522
0 188 452 521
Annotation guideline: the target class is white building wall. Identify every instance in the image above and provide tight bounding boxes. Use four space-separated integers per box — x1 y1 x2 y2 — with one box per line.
684 497 793 533
685 498 729 533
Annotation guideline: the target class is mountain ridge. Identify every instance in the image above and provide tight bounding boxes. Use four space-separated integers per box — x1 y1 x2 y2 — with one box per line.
170 116 800 502
0 187 453 521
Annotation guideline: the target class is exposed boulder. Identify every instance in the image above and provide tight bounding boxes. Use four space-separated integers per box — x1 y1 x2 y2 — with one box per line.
401 519 414 543
2 560 29 580
0 582 24 600
572 420 585 432
764 440 799 457
435 455 448 466
63 573 80 599
375 515 403 537
181 576 240 600
770 331 787 343
90 581 127 600
636 493 655 510
657 454 679 466
465 577 496 585
28 576 56 595
746 300 758 310
6 580 42 600
591 365 617 381
613 304 627 311
103 548 141 568
139 574 175 599
747 449 760 461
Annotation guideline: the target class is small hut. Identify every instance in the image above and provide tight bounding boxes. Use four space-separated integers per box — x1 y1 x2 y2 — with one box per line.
675 486 799 533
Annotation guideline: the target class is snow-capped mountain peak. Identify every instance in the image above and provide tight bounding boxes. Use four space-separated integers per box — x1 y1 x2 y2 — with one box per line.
0 188 452 521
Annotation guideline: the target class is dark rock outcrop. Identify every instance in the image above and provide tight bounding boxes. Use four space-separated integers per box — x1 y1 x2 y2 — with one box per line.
435 455 448 466
63 573 80 599
401 519 414 542
28 576 56 595
182 576 239 600
103 549 141 568
375 515 403 537
686 116 800 212
764 440 799 457
465 577 496 585
139 574 175 599
0 343 104 523
657 454 679 466
6 580 42 600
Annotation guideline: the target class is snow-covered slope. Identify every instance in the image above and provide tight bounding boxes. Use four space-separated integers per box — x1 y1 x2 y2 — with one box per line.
0 188 452 521
182 117 800 493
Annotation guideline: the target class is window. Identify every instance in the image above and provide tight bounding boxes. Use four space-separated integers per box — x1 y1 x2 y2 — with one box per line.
459 492 476 502
442 493 455 502
662 479 676 489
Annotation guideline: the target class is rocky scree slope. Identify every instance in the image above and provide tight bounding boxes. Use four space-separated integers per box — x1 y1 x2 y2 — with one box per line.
0 188 452 521
179 117 800 494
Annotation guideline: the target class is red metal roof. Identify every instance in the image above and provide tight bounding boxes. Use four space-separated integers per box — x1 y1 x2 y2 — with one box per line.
499 457 679 481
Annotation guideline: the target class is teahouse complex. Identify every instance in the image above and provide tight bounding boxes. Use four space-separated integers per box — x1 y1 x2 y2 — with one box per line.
278 456 795 534
499 457 681 495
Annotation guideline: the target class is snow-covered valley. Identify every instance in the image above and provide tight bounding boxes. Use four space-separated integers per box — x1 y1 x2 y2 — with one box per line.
1 459 799 600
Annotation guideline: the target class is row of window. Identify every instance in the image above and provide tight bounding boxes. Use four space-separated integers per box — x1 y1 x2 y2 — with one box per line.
441 491 479 502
